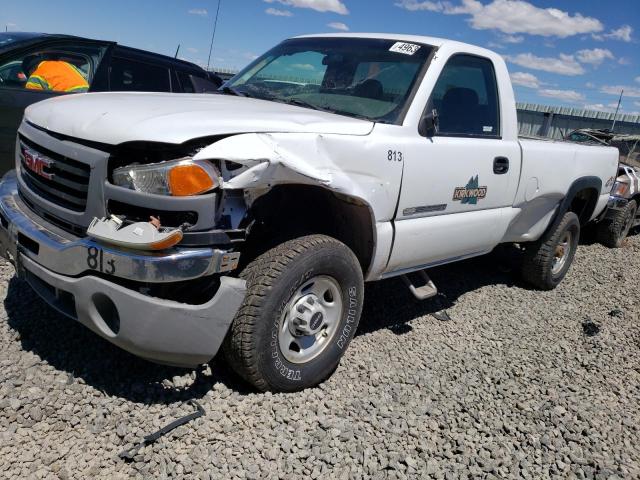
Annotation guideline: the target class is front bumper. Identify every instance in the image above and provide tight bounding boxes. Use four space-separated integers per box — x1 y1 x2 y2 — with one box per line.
0 172 246 367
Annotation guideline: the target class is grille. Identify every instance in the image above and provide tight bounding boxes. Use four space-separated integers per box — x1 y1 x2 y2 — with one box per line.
18 135 90 212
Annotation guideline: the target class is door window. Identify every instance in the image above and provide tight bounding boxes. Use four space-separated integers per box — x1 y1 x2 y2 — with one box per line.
0 44 104 92
109 57 171 92
176 71 220 93
429 55 500 137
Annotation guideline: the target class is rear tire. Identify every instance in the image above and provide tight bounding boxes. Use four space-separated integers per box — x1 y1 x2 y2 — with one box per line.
521 211 580 290
597 200 637 248
223 235 364 392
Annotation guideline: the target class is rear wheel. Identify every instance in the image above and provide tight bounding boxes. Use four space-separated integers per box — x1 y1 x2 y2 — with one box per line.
521 211 580 290
597 200 637 248
223 235 364 392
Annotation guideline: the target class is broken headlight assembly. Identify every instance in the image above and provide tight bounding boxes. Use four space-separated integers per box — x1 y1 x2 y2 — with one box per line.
611 180 630 197
112 158 221 196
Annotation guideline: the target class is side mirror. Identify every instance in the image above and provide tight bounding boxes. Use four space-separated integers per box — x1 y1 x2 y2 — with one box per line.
419 109 439 137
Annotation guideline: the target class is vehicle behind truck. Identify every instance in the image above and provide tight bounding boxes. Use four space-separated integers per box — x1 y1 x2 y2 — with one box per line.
0 34 618 392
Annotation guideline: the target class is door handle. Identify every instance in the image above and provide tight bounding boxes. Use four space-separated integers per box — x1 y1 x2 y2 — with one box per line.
493 156 509 175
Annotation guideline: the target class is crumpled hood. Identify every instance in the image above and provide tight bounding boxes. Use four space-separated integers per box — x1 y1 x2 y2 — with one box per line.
24 92 374 145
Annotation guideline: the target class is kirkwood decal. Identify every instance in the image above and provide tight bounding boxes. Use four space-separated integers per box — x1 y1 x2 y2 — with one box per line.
452 175 487 205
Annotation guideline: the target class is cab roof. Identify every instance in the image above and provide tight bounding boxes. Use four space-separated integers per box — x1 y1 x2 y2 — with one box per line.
294 32 498 58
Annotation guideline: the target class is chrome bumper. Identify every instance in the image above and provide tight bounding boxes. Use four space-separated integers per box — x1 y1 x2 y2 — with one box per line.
0 171 247 367
0 172 239 283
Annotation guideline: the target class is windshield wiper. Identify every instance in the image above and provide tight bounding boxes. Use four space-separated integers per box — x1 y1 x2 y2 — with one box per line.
283 98 380 123
219 86 249 97
280 98 340 115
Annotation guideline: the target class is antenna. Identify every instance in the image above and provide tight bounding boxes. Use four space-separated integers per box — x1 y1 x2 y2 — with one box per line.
206 0 222 71
611 89 623 132
175 44 180 58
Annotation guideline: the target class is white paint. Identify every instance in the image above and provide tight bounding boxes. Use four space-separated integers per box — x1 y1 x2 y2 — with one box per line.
24 93 374 145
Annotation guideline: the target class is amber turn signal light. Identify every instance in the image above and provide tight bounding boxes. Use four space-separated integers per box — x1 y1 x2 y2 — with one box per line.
168 164 215 196
148 229 184 250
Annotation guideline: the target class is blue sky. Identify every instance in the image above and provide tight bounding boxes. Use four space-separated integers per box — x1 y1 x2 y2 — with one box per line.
2 0 639 113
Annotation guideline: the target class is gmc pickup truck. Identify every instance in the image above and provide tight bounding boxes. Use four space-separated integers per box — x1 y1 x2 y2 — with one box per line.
0 34 618 392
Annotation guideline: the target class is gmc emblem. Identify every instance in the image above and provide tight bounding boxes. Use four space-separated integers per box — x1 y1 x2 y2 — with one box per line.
21 144 55 180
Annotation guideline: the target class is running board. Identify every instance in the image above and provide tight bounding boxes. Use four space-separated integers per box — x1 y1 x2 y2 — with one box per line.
401 270 438 301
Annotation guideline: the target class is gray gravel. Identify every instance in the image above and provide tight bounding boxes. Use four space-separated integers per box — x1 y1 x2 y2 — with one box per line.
1 231 639 479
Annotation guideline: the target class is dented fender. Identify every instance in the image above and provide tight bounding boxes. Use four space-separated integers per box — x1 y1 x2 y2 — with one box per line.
193 133 396 217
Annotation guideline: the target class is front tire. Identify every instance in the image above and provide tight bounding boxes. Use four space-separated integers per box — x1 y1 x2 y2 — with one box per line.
597 200 637 248
521 211 580 290
223 235 364 392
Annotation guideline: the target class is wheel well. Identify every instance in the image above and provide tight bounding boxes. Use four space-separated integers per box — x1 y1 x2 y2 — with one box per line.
240 185 375 274
569 187 599 225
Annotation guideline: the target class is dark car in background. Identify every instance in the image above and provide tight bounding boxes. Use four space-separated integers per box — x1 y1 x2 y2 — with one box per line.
0 32 222 173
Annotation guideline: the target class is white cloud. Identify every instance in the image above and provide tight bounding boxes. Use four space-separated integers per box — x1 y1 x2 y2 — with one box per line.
636 77 640 84
501 34 524 44
618 57 631 66
264 0 348 15
186 47 198 53
600 85 640 98
593 25 632 42
584 102 633 114
635 101 640 108
395 0 603 38
538 89 585 103
266 7 294 16
291 63 316 71
506 53 585 76
327 22 349 31
187 8 208 16
575 48 614 67
394 0 444 12
510 72 540 89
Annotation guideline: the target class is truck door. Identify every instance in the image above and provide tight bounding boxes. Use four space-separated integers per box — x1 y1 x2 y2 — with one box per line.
386 54 520 274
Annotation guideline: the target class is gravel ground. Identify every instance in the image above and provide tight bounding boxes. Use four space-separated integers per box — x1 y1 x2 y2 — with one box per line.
1 231 639 479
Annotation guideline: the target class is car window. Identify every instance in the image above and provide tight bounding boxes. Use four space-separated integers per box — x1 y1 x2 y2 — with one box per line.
176 71 220 93
109 57 171 92
0 44 104 92
429 54 500 137
176 71 196 93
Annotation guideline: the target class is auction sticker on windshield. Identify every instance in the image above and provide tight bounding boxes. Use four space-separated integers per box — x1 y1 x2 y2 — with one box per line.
389 42 421 55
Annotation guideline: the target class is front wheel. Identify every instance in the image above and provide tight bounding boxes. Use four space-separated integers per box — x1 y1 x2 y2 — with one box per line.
597 199 637 248
521 211 580 290
223 235 364 392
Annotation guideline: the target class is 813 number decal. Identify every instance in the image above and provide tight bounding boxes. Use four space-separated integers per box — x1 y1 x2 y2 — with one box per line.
87 246 116 275
388 150 403 162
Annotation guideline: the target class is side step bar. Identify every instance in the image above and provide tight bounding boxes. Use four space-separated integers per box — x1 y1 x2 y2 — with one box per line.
401 270 438 301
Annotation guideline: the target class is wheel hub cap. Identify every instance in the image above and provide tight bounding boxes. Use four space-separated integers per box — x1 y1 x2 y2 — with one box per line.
552 231 572 275
278 275 344 364
289 295 326 336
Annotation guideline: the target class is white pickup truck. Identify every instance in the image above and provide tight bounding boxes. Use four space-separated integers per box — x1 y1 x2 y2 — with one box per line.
0 34 618 392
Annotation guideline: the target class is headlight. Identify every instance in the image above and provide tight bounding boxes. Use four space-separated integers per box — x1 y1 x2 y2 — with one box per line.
611 181 629 197
113 158 221 196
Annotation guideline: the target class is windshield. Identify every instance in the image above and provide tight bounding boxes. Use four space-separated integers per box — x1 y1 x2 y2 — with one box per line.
226 37 433 124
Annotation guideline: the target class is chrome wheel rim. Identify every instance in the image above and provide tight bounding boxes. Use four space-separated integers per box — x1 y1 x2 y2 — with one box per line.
278 275 343 364
552 231 572 276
